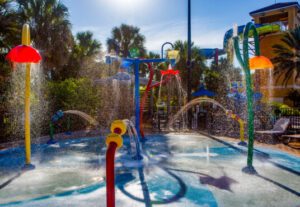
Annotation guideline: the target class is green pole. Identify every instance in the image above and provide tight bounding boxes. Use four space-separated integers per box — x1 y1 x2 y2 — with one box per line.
233 22 260 174
67 116 71 131
47 121 56 144
50 122 54 140
66 116 72 135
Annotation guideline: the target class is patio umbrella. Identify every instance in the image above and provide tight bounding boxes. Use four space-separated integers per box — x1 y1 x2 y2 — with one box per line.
192 84 215 97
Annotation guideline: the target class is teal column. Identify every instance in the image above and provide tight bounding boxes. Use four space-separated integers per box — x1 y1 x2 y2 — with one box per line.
233 22 260 174
50 122 54 140
67 116 71 131
47 122 56 144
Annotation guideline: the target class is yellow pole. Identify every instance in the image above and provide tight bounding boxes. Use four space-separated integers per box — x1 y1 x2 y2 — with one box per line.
22 24 32 165
227 110 245 144
238 119 245 142
24 64 31 164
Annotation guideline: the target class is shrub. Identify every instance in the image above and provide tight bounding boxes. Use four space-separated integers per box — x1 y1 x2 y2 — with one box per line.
47 78 101 118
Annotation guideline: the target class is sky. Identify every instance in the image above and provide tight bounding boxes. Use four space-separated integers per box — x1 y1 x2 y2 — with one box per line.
61 0 297 53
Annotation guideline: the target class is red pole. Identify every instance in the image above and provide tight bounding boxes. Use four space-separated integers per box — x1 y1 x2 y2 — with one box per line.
106 142 118 207
140 64 172 139
140 63 154 138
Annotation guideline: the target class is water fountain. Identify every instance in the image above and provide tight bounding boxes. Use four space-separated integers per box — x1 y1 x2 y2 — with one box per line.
255 69 274 103
168 98 226 128
123 119 143 160
94 62 133 126
167 97 246 145
6 24 42 170
156 64 187 130
48 110 99 144
233 22 274 174
6 64 47 143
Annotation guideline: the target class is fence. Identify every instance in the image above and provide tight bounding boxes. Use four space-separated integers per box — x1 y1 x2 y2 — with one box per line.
274 108 300 132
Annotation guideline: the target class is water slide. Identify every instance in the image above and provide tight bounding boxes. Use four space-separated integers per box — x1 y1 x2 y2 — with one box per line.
223 23 282 51
199 48 226 61
200 23 283 62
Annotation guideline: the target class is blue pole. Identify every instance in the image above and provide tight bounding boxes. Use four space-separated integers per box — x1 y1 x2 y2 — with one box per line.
122 58 168 160
134 59 141 139
134 131 143 160
187 0 192 128
134 59 143 159
125 58 167 140
187 0 192 77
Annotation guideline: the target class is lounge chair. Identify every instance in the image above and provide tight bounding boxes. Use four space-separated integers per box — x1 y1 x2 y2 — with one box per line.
281 134 300 148
255 118 290 144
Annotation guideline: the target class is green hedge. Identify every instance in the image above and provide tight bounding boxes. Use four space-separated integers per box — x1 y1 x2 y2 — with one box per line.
47 78 101 118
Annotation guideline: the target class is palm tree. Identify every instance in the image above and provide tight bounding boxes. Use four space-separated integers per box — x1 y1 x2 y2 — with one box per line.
0 0 20 52
0 0 20 78
74 31 101 58
17 0 73 78
62 31 101 79
272 26 300 86
0 0 22 142
286 89 300 107
107 24 146 58
173 40 207 91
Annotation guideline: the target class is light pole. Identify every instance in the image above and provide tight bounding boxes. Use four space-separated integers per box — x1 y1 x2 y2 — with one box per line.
187 0 192 128
233 22 273 174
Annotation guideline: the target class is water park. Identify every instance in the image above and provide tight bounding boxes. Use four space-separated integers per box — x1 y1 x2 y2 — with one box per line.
0 1 300 207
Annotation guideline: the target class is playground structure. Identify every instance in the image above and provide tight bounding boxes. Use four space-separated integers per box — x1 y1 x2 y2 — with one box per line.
103 47 183 137
124 57 172 140
249 3 300 106
4 21 270 187
223 22 283 52
102 42 250 152
139 63 170 138
199 48 226 66
104 47 179 138
199 22 285 66
144 64 186 131
140 63 178 137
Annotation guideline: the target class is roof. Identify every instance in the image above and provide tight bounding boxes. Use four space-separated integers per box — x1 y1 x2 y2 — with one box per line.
192 84 215 97
250 2 300 15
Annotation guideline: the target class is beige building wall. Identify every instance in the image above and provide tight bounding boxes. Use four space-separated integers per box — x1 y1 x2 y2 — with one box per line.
250 5 300 106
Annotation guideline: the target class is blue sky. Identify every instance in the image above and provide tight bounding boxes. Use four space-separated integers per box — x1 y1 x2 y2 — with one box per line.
62 0 296 53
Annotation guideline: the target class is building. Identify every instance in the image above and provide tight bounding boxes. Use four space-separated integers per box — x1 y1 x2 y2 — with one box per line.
249 2 300 106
